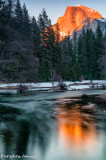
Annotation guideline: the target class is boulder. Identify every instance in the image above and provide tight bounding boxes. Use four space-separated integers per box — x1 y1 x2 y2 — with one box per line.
82 104 97 113
81 94 88 99
95 94 106 103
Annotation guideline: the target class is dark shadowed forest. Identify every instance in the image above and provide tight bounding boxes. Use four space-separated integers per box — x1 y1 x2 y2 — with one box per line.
0 0 106 83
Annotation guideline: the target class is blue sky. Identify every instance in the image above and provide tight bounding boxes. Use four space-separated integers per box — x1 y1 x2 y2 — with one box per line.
20 0 106 24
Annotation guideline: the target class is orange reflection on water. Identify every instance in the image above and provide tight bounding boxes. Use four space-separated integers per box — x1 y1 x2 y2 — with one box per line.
57 104 98 152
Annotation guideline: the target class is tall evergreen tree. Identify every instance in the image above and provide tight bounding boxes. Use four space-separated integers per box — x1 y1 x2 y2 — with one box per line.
86 29 97 79
66 36 73 57
78 31 88 78
37 9 53 81
43 25 55 81
95 24 104 79
6 0 14 20
60 63 70 80
38 9 51 63
31 16 41 57
14 0 23 31
74 61 82 81
70 68 77 81
38 8 51 42
0 0 8 24
53 23 61 71
81 30 88 78
22 3 31 36
72 31 78 65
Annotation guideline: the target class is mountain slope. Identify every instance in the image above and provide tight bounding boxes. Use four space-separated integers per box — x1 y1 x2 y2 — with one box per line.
55 5 103 37
76 18 106 37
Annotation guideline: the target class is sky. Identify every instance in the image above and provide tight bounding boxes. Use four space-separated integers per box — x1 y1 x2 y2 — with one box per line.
20 0 106 24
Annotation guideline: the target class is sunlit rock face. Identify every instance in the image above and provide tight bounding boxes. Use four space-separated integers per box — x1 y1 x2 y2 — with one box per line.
55 5 103 37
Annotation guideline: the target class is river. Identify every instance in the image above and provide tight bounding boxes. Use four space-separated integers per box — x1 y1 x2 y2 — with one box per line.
0 89 106 160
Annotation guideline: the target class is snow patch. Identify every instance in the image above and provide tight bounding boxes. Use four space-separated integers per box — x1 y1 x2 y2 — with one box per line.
68 85 91 90
97 18 106 22
60 32 67 37
88 9 94 12
0 80 105 91
75 5 81 7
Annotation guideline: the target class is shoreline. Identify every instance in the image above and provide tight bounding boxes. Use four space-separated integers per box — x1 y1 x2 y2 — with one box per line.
0 80 105 91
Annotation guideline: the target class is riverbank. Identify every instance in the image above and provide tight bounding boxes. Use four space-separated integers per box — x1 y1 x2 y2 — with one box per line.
0 80 105 91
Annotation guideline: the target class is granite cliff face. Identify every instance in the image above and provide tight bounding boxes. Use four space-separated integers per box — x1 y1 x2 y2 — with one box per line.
55 5 103 37
76 18 106 37
88 18 106 35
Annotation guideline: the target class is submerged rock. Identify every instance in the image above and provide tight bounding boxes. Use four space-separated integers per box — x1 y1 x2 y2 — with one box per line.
81 94 88 99
95 94 106 103
82 104 97 113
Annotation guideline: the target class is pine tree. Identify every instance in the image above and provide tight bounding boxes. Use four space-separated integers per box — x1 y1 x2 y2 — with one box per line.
78 29 88 79
66 36 73 57
53 23 61 72
95 24 104 79
54 23 60 45
60 64 69 80
86 29 97 79
6 0 14 20
37 9 53 81
96 25 104 57
70 68 77 82
72 32 77 65
0 0 8 24
14 0 23 31
38 9 51 61
60 35 73 78
74 61 82 81
38 8 51 44
73 31 78 59
22 3 31 36
31 16 41 57
44 25 55 81
0 0 9 60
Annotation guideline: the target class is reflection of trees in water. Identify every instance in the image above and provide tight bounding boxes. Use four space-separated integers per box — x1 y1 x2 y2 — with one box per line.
15 120 30 155
0 105 54 157
1 130 14 155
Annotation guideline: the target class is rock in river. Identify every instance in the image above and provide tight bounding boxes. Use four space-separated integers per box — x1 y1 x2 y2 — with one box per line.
81 94 88 99
95 94 106 103
82 104 97 113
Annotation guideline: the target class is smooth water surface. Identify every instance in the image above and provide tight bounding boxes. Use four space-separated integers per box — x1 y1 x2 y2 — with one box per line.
0 90 106 160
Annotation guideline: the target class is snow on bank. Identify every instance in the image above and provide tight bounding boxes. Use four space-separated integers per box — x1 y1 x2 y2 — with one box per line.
68 85 91 90
0 80 105 91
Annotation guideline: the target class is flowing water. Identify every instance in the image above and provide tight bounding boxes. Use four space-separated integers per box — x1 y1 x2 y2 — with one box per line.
0 89 106 160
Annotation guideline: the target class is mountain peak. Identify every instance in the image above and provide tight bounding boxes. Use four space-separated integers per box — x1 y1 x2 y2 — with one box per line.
56 5 103 37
